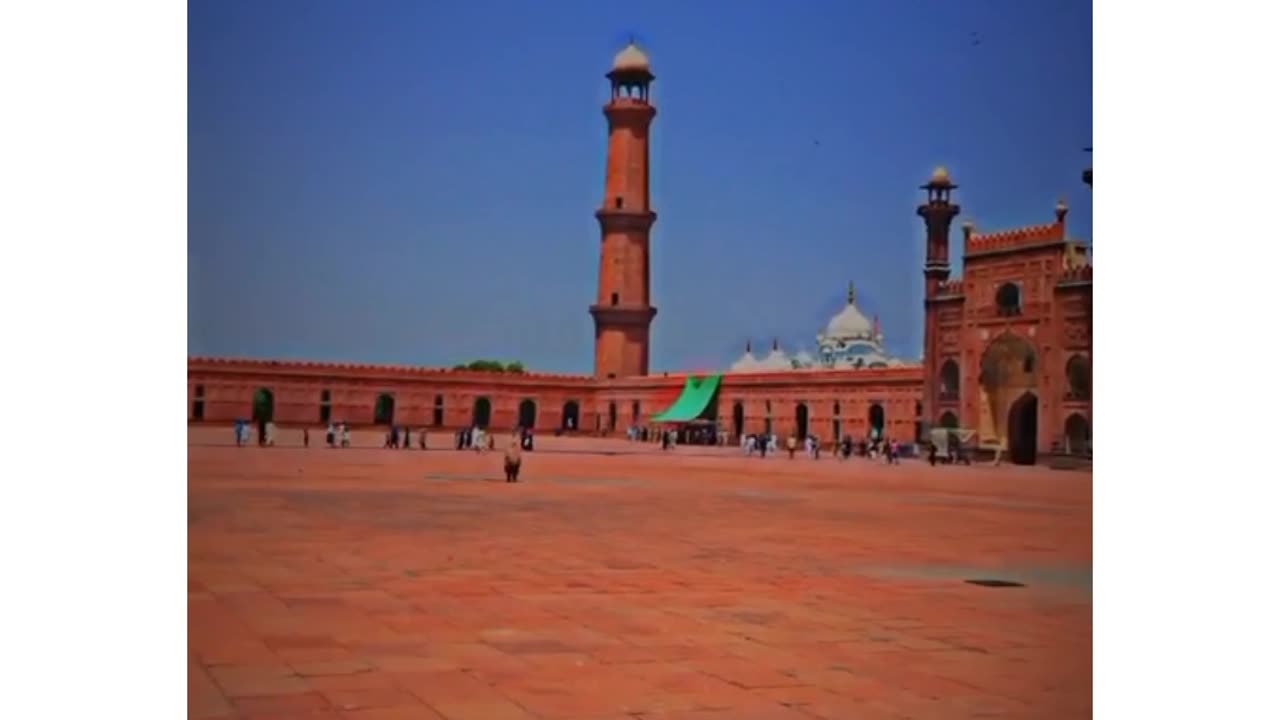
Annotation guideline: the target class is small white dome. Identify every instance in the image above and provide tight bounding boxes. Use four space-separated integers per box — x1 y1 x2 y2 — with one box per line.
612 43 651 72
729 350 759 372
758 340 792 371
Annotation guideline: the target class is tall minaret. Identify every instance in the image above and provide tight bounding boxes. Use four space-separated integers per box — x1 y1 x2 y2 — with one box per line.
590 42 658 379
917 167 960 429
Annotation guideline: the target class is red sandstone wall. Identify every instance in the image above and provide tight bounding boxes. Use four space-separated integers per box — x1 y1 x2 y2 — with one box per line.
187 359 926 445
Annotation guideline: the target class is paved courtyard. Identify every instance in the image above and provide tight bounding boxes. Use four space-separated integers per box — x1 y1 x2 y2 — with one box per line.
189 428 1092 719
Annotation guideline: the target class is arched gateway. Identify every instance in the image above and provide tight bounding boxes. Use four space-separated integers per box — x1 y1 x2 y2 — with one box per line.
795 403 809 439
472 397 492 428
980 332 1038 465
518 399 537 429
561 401 580 430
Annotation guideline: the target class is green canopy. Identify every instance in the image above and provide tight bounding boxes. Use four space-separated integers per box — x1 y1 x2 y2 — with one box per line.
652 374 722 423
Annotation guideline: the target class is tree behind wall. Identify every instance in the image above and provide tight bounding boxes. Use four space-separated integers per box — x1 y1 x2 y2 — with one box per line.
451 359 525 373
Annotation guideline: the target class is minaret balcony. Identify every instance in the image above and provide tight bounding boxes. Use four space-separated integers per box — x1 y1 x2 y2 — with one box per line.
595 207 656 232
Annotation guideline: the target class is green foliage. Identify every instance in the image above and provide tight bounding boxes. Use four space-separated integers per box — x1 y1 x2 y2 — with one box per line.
452 359 525 373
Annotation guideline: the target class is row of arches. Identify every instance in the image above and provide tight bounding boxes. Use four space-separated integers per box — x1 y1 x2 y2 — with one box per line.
729 401 888 440
936 408 1090 456
938 354 1090 400
247 388 588 430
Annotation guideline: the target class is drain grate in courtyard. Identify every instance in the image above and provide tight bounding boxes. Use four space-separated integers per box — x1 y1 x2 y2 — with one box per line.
965 579 1026 588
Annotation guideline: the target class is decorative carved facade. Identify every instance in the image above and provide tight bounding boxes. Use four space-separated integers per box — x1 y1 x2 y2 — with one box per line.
919 170 1093 459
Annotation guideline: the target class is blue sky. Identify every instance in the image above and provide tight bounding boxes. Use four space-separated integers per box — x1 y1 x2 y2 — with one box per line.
188 0 1092 373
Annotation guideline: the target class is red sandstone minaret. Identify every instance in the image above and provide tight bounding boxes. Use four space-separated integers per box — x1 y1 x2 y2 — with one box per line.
917 167 960 429
590 42 658 379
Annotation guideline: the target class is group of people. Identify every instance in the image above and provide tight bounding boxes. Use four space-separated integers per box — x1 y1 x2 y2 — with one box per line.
627 425 732 447
234 419 269 447
382 425 427 450
741 432 903 463
325 422 352 448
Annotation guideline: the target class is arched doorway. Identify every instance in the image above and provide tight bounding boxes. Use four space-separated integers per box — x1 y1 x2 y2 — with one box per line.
939 359 960 399
608 402 617 431
979 332 1038 452
518 398 537 429
868 403 885 440
252 388 274 423
732 402 744 439
472 397 492 428
374 393 395 425
939 411 959 428
1066 354 1091 399
561 400 580 430
1064 413 1090 455
795 403 809 439
1007 392 1039 465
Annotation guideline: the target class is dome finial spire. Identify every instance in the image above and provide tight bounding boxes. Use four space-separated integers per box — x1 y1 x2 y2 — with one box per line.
847 282 856 305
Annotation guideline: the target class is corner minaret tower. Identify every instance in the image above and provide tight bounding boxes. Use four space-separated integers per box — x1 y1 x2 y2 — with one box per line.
917 167 960 430
590 42 658 379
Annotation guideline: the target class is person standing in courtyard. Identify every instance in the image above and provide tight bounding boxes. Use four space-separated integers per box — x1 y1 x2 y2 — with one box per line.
326 422 335 448
503 431 523 482
787 435 797 459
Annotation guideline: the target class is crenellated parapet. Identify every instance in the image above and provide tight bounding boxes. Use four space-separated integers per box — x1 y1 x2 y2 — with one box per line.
966 220 1064 255
186 356 596 383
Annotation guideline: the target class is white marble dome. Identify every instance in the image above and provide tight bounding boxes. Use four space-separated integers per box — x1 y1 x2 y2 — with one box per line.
612 43 651 72
824 284 874 339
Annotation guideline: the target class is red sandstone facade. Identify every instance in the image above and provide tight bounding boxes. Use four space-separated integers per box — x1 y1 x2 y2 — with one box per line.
187 44 1092 462
919 168 1092 461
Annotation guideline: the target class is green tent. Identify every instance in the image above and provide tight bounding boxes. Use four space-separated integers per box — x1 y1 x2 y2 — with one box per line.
652 374 722 423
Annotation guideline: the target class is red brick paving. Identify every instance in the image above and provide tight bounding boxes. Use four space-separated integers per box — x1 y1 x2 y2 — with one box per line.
189 428 1091 719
